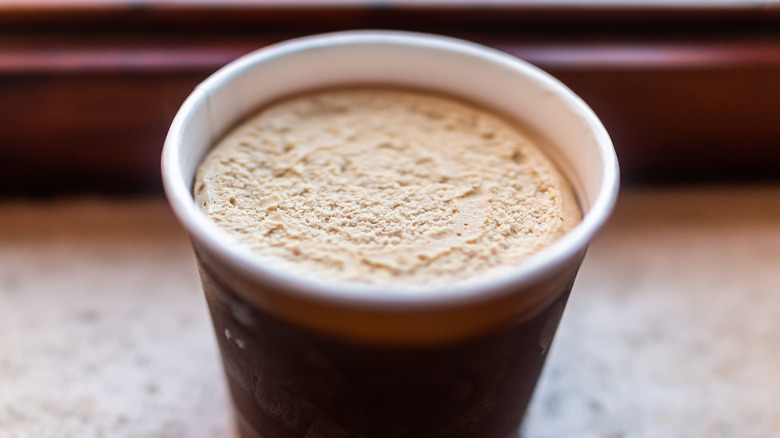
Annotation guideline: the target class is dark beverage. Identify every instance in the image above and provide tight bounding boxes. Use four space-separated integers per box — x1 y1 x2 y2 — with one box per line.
199 260 574 438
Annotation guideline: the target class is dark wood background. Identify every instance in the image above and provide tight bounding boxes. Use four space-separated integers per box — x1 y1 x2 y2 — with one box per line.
2 1 779 195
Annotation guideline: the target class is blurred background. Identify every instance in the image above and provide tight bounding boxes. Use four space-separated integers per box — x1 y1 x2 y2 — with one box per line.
1 0 779 194
1 2 779 438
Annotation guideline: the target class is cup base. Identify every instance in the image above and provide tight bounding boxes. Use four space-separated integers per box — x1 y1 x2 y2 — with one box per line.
235 411 521 438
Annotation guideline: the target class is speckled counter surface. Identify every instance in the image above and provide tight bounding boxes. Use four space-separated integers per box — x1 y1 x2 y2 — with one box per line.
1 187 779 438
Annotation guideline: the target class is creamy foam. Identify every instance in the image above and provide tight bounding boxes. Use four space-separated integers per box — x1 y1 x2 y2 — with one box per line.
195 88 580 284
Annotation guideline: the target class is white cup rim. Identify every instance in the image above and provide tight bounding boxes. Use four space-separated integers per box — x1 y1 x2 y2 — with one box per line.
162 30 619 310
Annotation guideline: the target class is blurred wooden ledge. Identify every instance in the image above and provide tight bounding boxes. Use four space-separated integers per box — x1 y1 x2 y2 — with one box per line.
1 1 780 195
2 1 780 29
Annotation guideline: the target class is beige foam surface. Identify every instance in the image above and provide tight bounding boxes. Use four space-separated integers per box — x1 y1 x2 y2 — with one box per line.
1 187 779 437
195 89 580 284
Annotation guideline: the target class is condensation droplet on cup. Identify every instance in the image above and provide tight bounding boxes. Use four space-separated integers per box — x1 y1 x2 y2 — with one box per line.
225 328 247 349
231 302 256 327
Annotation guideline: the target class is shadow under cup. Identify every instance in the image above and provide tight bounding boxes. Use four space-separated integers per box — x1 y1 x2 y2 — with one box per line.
162 32 619 438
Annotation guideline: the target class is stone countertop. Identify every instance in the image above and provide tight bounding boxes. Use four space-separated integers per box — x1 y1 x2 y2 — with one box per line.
1 187 778 438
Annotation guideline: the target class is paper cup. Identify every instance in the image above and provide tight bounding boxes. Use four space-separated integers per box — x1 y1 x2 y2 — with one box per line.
162 31 619 438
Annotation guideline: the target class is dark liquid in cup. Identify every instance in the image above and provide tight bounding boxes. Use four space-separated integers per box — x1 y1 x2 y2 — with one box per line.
199 263 572 438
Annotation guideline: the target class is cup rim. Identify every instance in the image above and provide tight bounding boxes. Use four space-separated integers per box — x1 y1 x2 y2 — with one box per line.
162 30 619 309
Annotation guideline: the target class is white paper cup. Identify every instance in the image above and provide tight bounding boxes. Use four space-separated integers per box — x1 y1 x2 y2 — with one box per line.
162 31 618 438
